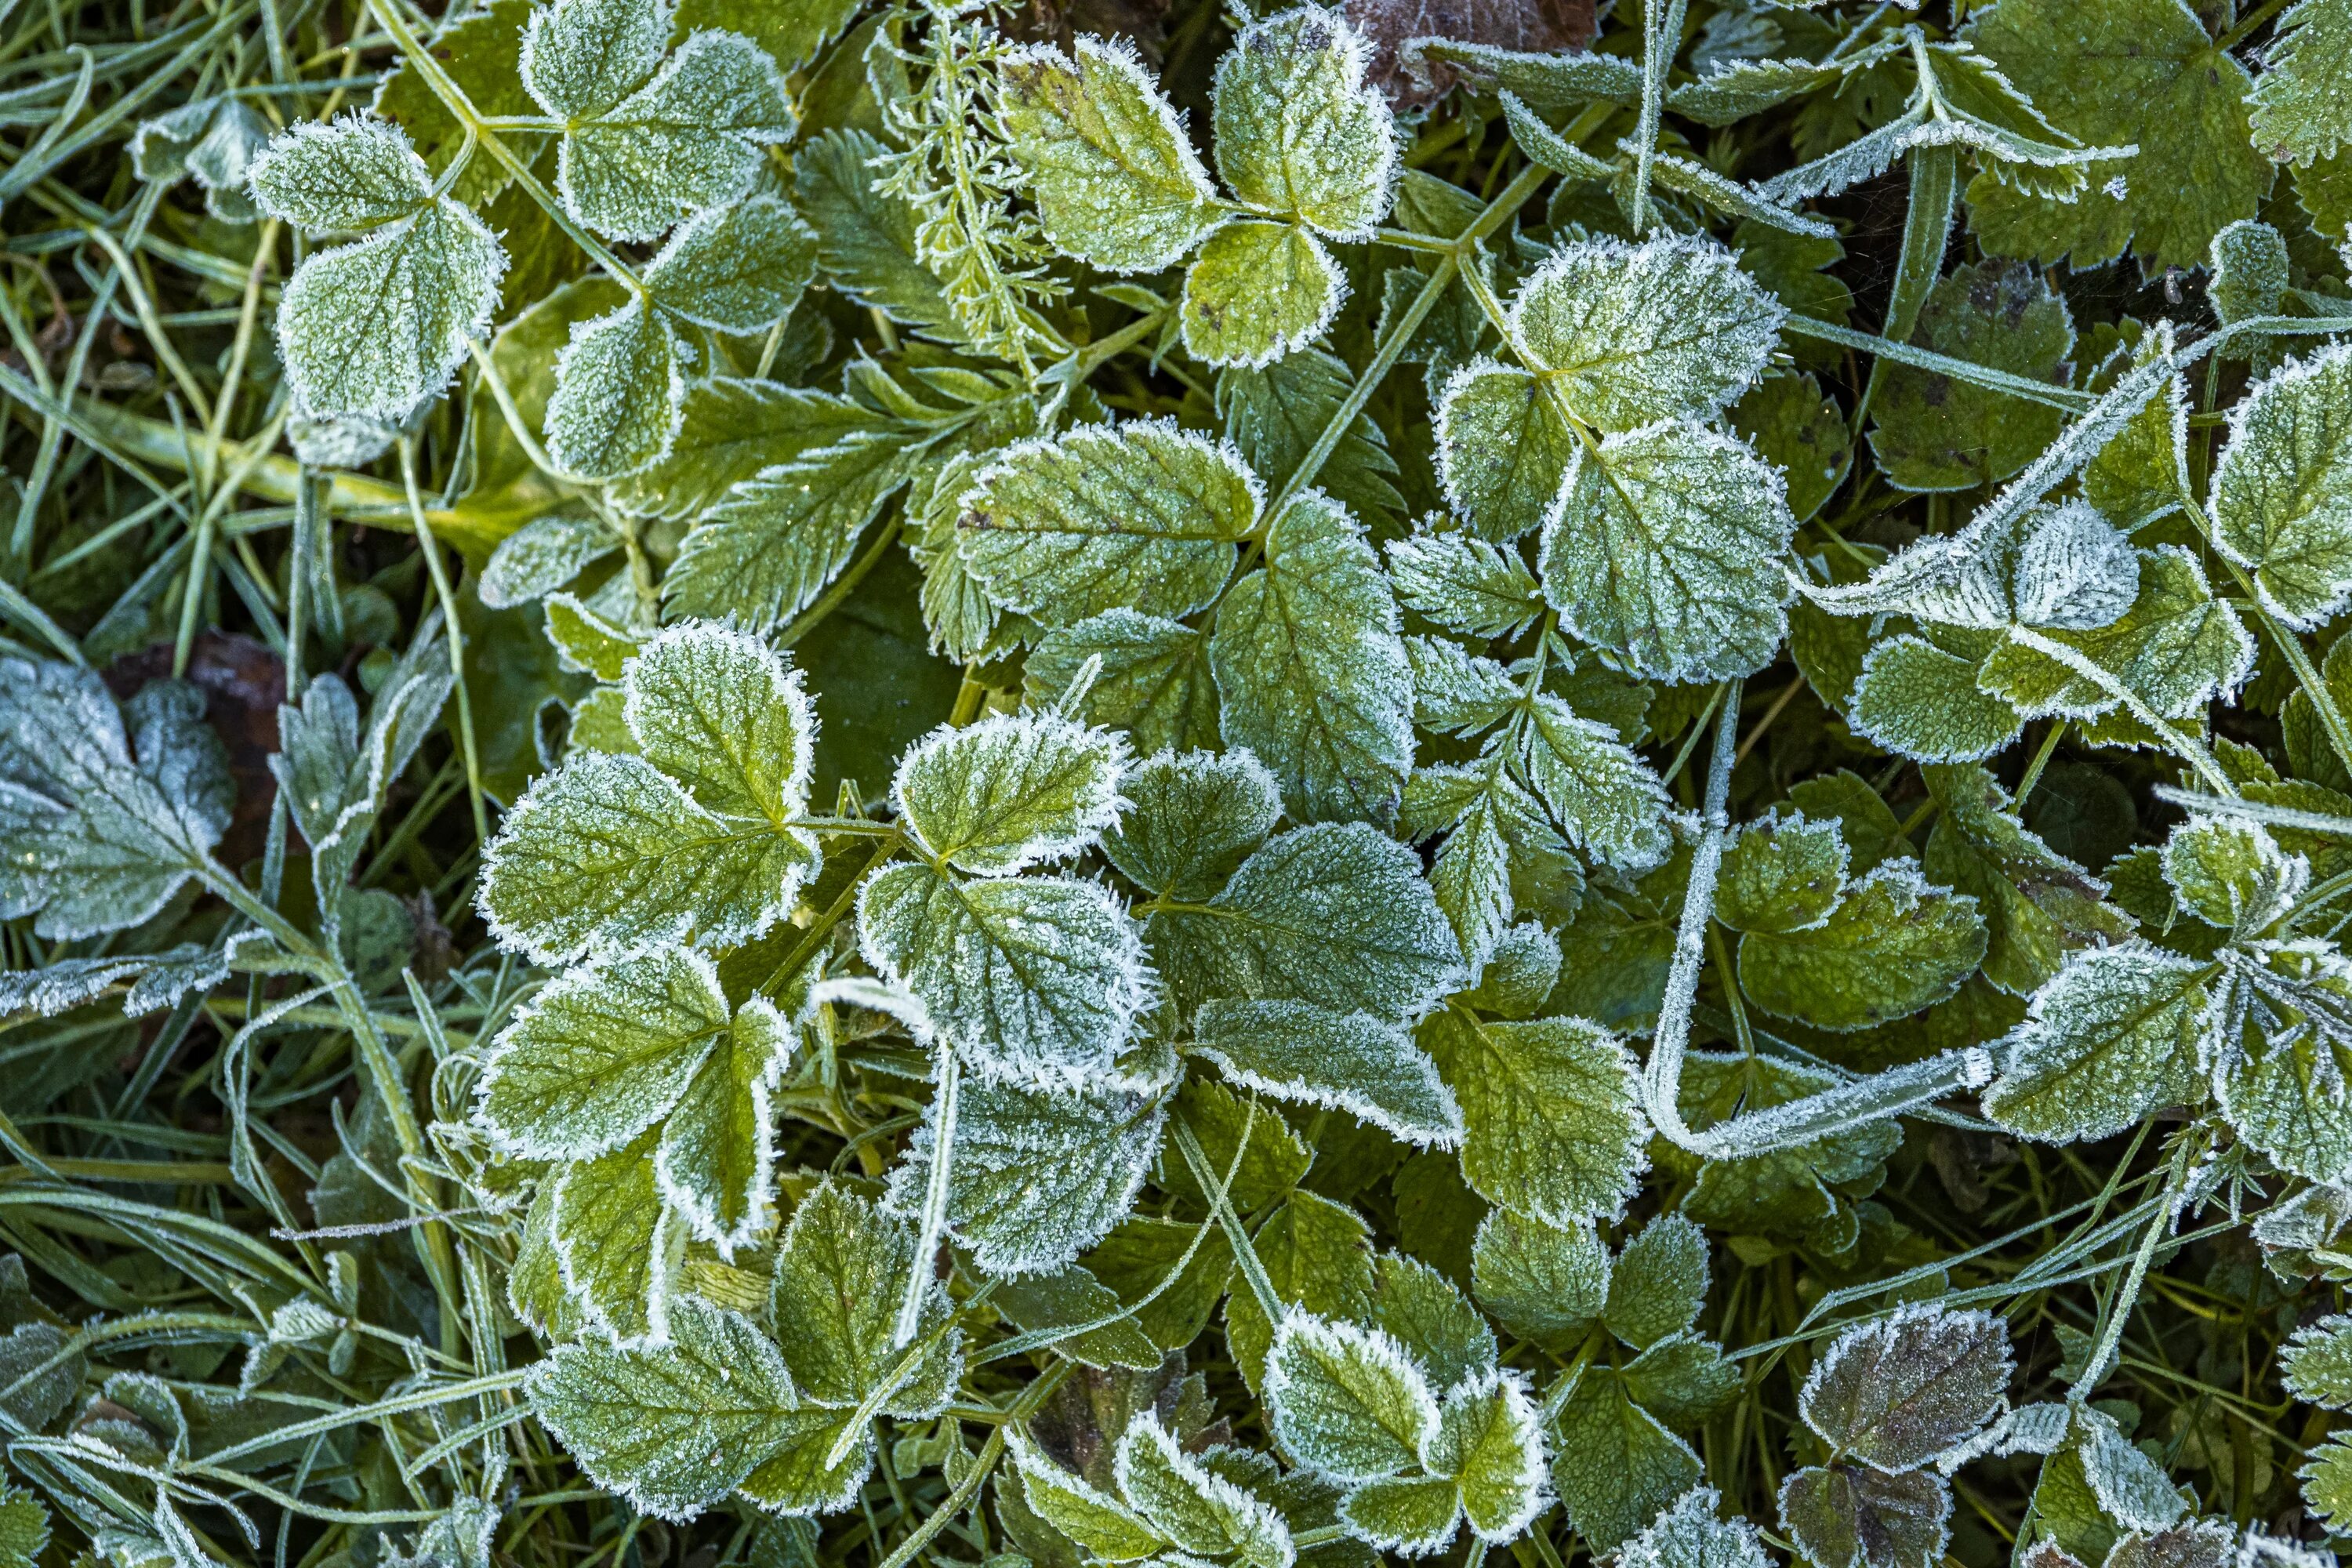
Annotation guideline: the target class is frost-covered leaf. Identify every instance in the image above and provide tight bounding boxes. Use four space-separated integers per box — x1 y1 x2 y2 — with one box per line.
550 1130 682 1341
1265 1314 1438 1483
1369 1252 1494 1388
1962 0 2272 271
0 940 255 1022
1551 1375 1701 1553
1385 532 1544 639
771 1178 960 1414
1419 1011 1645 1225
1867 263 2074 495
1516 695 1674 874
476 945 736 1160
1211 495 1414 826
532 15 796 241
1983 942 2213 1143
857 862 1150 1084
1603 1216 1709 1352
892 713 1124 877
1537 421 1797 684
1340 1475 1462 1555
1117 1414 1295 1566
0 664 232 942
2209 346 2352 631
2209 220 2291 328
1011 1433 1168 1560
2250 0 2352 165
895 1075 1167 1276
793 128 960 341
662 430 920 632
643 194 818 334
529 1297 823 1521
1849 634 2024 763
137 95 270 219
1432 361 1578 544
1737 863 1986 1033
1621 1487 1772 1568
622 622 816 827
479 750 818 966
1213 6 1399 240
544 296 683 481
1103 750 1281 902
997 37 1222 273
1428 1371 1547 1544
1152 822 1463 1024
1777 1465 1951 1568
255 120 505 419
2284 1316 2352 1409
1801 1306 2011 1472
1471 1210 1608 1352
1219 349 1404 523
1511 237 1783 434
1182 220 1344 368
1717 812 1849 935
1027 612 1224 757
2163 819 2303 934
1192 999 1461 1146
481 514 619 609
960 420 1258 628
2214 943 2352 1184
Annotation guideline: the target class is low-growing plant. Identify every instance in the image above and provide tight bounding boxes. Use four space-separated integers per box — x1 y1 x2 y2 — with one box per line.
2 1 2352 1567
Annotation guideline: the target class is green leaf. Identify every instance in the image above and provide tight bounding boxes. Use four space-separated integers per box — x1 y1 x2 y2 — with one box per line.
478 749 818 966
1011 1435 1169 1561
1737 863 1987 1033
1419 1011 1646 1225
1103 750 1280 902
544 296 682 481
771 1178 960 1413
643 194 819 334
1603 1215 1708 1352
261 139 505 420
613 380 890 523
1117 1414 1296 1567
1620 1486 1772 1568
1922 763 2133 996
535 24 797 242
2215 945 2352 1184
1386 532 1545 640
1265 1314 1438 1483
529 1297 818 1520
550 1129 683 1341
1211 7 1398 240
481 514 619 609
1470 1209 1608 1352
1551 1374 1702 1553
1153 822 1464 1025
1717 811 1849 935
476 944 736 1160
1219 349 1404 524
1849 634 2024 763
1182 220 1345 368
1429 1371 1547 1543
546 592 643 681
2163 819 2303 933
370 0 540 205
1516 694 1674 874
623 622 817 828
1621 1336 1742 1431
0 666 231 942
662 429 919 632
1867 262 2074 494
658 1000 796 1248
1212 495 1414 826
996 36 1222 273
1777 1465 1951 1568
793 129 960 341
1801 1305 2011 1471
1026 612 1225 757
960 420 1257 628
2249 0 2352 164
1982 942 2213 1142
1977 546 2253 724
2209 345 2352 630
1962 0 2272 271
2307 1437 2352 1528
892 713 1124 876
1369 1251 1496 1388
0 1484 49 1568
895 1073 1166 1276
2283 1315 2352 1408
1509 235 1784 432
1537 421 1797 683
1338 1475 1462 1555
1192 999 1461 1146
857 862 1150 1084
